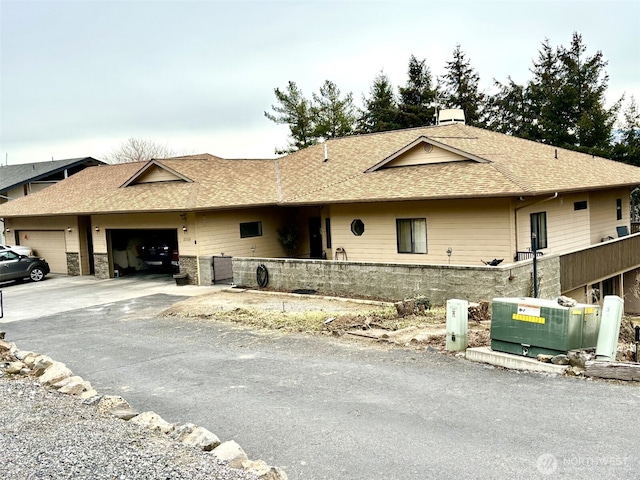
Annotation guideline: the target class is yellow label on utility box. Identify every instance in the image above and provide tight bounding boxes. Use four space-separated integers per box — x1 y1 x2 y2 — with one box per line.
512 313 546 324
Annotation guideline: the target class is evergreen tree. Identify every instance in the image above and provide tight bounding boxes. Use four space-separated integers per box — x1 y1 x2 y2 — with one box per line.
558 32 619 150
528 38 564 144
311 80 357 140
397 55 437 128
483 77 537 139
613 96 640 166
358 71 399 133
441 44 484 126
264 81 317 154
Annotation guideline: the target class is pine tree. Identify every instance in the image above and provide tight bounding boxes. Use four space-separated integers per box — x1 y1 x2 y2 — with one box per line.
358 71 399 133
397 55 437 128
528 38 564 144
558 32 619 150
484 77 537 139
311 80 357 140
264 81 317 154
613 96 640 166
441 45 484 126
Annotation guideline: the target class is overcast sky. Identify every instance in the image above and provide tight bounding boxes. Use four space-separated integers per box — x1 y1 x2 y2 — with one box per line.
1 0 639 165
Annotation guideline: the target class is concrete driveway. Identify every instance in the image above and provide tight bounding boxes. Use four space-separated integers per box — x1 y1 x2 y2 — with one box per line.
2 276 640 479
0 273 220 323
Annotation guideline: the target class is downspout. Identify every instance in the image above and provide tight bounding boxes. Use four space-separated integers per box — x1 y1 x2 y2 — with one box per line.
514 192 559 253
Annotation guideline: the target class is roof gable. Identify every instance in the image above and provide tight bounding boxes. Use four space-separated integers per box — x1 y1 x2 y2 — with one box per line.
364 136 489 173
121 159 193 187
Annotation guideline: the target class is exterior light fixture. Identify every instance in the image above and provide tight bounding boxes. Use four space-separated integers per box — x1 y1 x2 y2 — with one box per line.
95 226 100 232
182 225 187 232
66 227 72 233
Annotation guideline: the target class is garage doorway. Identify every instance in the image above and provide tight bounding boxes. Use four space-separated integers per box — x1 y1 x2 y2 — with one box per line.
108 229 178 277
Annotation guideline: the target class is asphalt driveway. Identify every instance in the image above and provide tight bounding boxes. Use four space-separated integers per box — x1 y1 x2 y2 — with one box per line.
2 276 639 479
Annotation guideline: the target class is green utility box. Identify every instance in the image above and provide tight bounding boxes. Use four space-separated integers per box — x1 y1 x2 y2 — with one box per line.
490 298 601 357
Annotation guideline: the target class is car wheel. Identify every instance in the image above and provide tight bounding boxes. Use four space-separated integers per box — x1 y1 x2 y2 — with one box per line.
29 267 45 282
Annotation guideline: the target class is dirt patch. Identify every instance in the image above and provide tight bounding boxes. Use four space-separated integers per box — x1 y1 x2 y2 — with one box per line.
161 289 489 351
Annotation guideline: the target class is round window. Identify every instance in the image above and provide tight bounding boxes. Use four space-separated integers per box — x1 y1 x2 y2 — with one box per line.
350 219 365 236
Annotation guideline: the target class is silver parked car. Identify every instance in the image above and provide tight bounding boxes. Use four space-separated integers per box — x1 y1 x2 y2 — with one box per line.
0 244 33 257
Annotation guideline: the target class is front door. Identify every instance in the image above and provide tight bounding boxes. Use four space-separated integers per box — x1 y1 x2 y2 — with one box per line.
308 217 323 259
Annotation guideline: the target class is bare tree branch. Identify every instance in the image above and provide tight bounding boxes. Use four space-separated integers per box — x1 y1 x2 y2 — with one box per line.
102 137 176 164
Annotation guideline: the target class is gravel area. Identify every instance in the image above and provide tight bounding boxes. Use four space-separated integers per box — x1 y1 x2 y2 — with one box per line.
0 377 260 480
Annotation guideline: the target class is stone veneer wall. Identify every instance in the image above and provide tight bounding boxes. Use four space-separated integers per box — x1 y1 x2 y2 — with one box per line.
66 253 80 276
94 253 109 280
232 256 561 305
178 255 198 285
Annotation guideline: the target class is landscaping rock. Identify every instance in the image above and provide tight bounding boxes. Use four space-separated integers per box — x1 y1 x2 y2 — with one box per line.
31 355 54 375
0 338 14 352
2 361 24 374
567 350 593 368
169 423 221 451
212 440 249 468
37 362 73 386
551 354 570 365
96 395 132 415
537 354 553 363
129 411 175 434
109 407 140 421
242 459 289 480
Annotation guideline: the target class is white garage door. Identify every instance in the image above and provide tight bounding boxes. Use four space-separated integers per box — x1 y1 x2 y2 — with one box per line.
17 230 67 274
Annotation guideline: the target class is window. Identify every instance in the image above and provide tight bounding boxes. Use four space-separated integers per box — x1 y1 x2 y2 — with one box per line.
574 201 587 211
350 219 365 236
616 198 622 220
396 218 427 254
239 221 262 238
325 218 332 249
530 212 548 249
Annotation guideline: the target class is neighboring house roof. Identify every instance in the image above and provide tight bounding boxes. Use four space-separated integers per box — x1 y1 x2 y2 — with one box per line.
0 157 104 194
1 125 640 217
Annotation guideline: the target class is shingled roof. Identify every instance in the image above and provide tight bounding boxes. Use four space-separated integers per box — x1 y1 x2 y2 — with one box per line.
277 123 640 204
1 125 639 217
0 157 104 193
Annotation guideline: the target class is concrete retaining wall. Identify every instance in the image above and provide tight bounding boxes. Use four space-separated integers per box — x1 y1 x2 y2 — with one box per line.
232 256 561 304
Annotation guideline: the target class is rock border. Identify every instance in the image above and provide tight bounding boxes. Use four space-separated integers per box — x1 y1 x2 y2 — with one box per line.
0 337 287 480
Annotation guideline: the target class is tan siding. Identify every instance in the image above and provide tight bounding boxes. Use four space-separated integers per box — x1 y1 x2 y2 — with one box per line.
29 182 56 193
589 188 631 243
515 193 591 255
385 144 467 168
136 167 183 183
7 186 25 199
9 216 79 256
329 198 513 265
195 207 286 258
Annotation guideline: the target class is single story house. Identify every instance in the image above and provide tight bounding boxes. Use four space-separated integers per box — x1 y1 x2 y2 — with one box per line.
0 157 103 244
1 124 639 311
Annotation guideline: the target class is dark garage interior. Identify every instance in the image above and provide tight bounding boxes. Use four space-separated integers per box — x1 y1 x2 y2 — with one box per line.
109 229 179 276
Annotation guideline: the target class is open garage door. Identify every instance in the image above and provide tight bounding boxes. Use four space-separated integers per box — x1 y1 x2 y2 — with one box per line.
17 230 67 273
109 229 178 277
